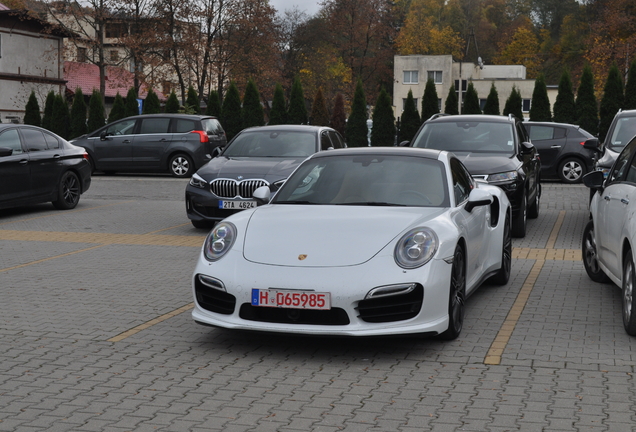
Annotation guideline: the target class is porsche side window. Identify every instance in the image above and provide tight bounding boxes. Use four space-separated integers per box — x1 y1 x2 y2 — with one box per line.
607 140 636 184
450 158 471 204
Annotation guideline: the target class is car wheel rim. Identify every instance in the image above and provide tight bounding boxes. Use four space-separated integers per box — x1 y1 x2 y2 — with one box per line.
562 161 582 181
625 261 634 322
450 249 465 333
63 175 79 205
584 228 601 274
502 217 512 277
172 157 189 176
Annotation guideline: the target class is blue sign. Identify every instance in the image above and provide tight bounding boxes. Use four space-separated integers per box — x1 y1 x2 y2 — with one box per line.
137 99 143 115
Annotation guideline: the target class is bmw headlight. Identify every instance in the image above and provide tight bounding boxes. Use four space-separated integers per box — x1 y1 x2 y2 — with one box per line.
394 228 438 269
203 222 237 261
189 173 208 189
487 171 518 183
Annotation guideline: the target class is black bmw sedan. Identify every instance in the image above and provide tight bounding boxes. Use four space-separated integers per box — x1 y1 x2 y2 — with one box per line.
185 125 345 228
0 124 91 211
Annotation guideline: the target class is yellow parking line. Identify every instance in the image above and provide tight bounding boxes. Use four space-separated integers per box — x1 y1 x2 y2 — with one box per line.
546 210 566 249
0 230 206 247
107 303 194 342
0 244 107 273
0 201 133 225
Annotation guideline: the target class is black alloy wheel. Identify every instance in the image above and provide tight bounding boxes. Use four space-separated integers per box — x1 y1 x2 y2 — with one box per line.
511 192 527 238
439 245 466 340
528 185 540 219
582 220 609 283
622 250 636 336
490 213 512 285
52 171 81 210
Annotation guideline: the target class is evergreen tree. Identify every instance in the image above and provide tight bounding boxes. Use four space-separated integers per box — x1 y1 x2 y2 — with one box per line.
421 79 440 122
108 93 126 123
576 64 598 136
164 91 180 114
268 83 287 125
400 89 420 143
186 85 199 114
310 88 330 126
553 70 576 124
124 87 139 118
330 93 346 136
626 59 636 110
503 86 523 120
24 91 41 126
346 79 369 147
143 89 161 114
41 90 55 131
242 79 264 128
444 86 459 115
50 94 69 139
462 82 482 114
288 77 308 124
221 81 243 140
206 90 221 117
69 88 87 139
483 83 500 115
529 74 552 121
371 87 395 147
599 63 625 141
87 90 105 133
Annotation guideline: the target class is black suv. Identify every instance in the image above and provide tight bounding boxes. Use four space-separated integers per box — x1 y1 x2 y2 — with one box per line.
70 114 226 177
407 114 541 237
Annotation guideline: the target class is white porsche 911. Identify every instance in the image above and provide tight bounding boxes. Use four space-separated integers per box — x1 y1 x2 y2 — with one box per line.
192 147 512 339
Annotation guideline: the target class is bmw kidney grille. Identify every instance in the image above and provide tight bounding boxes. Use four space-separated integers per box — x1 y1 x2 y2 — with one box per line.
210 179 269 199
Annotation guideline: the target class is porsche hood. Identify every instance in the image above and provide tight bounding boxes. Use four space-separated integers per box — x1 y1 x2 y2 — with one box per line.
242 205 446 267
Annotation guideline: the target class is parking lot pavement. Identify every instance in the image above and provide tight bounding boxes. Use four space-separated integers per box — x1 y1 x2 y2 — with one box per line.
1 177 636 432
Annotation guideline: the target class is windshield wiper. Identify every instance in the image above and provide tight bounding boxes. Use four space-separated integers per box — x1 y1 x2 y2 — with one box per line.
335 202 406 207
275 200 318 204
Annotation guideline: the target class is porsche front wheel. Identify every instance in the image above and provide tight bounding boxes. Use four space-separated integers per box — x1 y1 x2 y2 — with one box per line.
439 245 465 340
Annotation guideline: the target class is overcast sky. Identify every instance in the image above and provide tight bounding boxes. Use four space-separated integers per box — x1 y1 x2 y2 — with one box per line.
268 0 321 17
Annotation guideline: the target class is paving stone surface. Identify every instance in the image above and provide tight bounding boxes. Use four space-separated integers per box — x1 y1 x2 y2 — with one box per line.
1 176 635 431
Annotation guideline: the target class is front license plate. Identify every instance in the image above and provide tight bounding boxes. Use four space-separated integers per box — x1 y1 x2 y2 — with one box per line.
219 200 256 209
251 289 331 310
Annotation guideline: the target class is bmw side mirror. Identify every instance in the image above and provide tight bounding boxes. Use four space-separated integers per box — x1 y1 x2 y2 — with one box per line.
465 188 493 213
253 186 271 205
0 146 13 157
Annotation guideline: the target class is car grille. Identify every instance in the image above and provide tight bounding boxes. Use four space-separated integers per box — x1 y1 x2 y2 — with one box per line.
239 304 350 325
356 284 423 323
210 179 268 199
194 278 236 315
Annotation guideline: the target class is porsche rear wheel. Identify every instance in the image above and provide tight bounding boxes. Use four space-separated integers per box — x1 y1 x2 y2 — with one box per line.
622 250 636 336
439 245 465 340
582 220 608 283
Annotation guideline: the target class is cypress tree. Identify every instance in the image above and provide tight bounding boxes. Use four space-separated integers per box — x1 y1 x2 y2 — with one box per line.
42 90 55 131
371 87 395 147
599 63 625 141
242 79 264 128
553 69 576 124
108 93 126 123
268 83 287 125
625 59 636 110
444 85 459 115
206 90 221 117
164 91 180 114
421 79 440 122
576 64 598 136
87 90 106 133
288 77 308 124
310 88 330 126
24 91 41 126
503 86 523 120
483 83 500 115
346 80 369 147
50 94 69 139
462 82 482 114
221 81 243 140
400 89 420 143
124 87 139 118
142 89 161 114
186 85 199 114
529 74 552 121
69 88 87 139
330 93 346 136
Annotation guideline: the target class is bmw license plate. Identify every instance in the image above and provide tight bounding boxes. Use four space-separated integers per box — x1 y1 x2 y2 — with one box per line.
219 200 256 209
251 289 331 310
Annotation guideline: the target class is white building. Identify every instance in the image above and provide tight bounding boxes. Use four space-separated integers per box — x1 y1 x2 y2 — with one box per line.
393 55 557 120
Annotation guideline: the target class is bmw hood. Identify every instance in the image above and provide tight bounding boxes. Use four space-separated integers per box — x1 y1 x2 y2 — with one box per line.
452 153 519 176
242 205 446 267
197 156 305 181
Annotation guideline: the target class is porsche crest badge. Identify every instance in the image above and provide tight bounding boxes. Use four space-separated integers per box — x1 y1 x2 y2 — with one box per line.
298 254 308 261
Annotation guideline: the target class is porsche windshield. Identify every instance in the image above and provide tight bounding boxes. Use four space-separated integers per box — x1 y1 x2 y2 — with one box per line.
223 130 316 158
273 154 450 207
412 121 515 155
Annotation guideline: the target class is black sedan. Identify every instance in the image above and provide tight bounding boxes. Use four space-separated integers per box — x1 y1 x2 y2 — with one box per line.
0 124 91 210
185 125 345 228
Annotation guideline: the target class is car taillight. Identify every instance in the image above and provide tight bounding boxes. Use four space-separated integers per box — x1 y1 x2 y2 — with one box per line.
579 141 586 146
191 130 209 143
83 152 89 160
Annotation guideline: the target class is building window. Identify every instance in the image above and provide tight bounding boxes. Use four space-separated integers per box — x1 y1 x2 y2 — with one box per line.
403 98 418 111
522 99 531 112
427 71 443 84
110 50 119 62
438 98 442 111
479 99 487 111
77 47 86 62
454 80 467 100
403 71 418 84
106 22 127 39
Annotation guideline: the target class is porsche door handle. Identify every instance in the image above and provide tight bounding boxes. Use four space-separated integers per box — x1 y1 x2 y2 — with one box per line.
621 198 630 205
604 195 611 201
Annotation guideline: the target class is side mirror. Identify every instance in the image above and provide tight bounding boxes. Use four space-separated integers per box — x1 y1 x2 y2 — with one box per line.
465 188 493 212
0 146 13 157
99 131 109 141
583 138 602 153
252 186 271 205
399 140 410 147
520 141 535 155
583 170 605 190
212 146 224 158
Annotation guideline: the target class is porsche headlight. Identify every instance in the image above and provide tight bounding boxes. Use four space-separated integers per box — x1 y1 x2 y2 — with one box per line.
394 228 438 269
189 173 208 189
203 222 237 261
487 171 518 183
